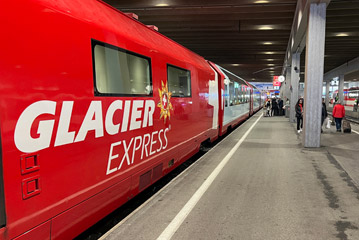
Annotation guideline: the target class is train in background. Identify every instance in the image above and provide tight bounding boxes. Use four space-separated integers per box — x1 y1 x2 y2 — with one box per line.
0 0 264 239
331 88 359 107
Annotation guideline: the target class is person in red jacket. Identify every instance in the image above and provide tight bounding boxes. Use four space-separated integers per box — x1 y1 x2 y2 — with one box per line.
332 100 345 132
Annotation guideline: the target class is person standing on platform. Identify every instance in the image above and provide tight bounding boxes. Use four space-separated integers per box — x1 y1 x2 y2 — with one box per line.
354 98 359 112
266 99 271 116
284 98 290 116
271 98 278 116
321 98 328 133
295 98 304 133
332 100 345 132
334 94 339 107
278 98 284 116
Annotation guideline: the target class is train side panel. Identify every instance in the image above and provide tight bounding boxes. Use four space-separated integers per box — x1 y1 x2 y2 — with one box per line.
0 0 218 239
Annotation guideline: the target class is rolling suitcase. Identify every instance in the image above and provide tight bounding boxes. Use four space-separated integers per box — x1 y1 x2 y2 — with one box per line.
263 107 268 117
342 119 351 133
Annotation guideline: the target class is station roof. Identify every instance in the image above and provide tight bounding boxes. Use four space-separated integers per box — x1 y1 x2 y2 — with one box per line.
104 0 359 83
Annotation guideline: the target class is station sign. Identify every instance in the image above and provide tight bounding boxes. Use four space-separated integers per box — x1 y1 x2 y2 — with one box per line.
273 76 281 87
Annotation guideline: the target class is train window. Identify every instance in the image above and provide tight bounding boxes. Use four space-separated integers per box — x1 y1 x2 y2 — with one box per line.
229 81 234 106
348 90 359 98
167 65 191 97
224 78 229 107
92 40 152 96
217 66 251 104
234 84 239 105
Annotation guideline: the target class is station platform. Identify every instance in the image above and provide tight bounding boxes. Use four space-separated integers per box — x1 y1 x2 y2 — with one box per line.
100 112 359 240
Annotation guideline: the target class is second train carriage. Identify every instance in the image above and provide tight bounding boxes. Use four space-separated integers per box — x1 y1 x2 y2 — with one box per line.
209 63 263 136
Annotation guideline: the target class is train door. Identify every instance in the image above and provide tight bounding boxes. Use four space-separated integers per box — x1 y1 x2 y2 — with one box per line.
208 64 220 132
249 87 253 115
0 131 6 228
207 61 226 135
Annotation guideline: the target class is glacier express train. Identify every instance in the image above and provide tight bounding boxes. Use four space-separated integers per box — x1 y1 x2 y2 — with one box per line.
0 0 263 239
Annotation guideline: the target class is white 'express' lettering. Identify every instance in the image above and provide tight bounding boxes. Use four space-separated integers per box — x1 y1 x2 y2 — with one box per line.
106 128 170 175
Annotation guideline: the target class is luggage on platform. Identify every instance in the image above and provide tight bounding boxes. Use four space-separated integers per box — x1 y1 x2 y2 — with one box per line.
342 119 351 133
263 107 268 117
325 117 331 129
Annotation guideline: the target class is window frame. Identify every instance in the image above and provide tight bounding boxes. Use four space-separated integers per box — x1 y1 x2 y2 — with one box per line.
91 39 153 97
166 64 192 98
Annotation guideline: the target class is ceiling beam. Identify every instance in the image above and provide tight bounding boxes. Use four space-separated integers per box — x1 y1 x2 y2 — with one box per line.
323 56 359 81
120 5 296 16
138 12 294 21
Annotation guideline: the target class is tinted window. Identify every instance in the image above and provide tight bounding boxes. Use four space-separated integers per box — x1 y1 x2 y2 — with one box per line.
93 40 152 96
217 65 251 106
348 90 359 98
167 65 191 97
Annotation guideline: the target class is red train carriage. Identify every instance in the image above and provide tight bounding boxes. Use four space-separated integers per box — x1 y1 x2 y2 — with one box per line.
331 88 359 107
0 1 261 239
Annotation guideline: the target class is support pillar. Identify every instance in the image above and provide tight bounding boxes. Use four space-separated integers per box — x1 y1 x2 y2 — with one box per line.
290 53 300 123
285 68 291 103
303 3 327 148
338 74 345 103
280 85 284 99
325 81 330 107
282 69 291 118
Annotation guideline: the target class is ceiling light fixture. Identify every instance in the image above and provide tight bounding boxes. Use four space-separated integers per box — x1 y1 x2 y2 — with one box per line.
336 33 349 37
231 64 240 66
267 64 275 66
263 42 273 45
264 52 275 54
254 0 270 3
258 26 273 30
155 3 169 7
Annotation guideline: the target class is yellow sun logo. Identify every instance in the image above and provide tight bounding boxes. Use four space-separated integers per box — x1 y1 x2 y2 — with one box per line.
157 81 173 123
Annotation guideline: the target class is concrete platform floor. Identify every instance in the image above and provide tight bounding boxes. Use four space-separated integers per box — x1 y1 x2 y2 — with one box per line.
100 112 359 240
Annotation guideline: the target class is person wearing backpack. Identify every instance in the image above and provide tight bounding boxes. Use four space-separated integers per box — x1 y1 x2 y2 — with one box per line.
332 100 345 132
